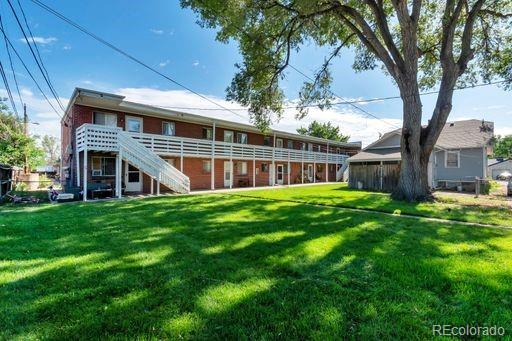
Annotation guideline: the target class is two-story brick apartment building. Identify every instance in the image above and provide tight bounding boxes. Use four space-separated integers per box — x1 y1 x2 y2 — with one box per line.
61 88 361 200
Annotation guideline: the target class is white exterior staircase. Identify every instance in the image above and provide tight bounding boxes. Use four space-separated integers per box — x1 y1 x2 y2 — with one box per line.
77 124 190 194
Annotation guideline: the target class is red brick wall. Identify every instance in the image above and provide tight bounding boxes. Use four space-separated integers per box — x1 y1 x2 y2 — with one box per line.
63 104 359 190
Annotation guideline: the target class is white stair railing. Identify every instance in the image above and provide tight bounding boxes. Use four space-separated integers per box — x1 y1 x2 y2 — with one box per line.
118 131 190 193
336 163 349 182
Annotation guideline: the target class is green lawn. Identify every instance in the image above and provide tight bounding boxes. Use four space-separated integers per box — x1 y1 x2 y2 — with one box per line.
1 192 511 339
237 183 512 226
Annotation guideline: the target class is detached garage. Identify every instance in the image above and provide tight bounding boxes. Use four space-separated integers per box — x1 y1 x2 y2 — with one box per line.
488 158 512 179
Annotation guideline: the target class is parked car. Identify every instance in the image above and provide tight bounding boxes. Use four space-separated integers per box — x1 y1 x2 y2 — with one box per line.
508 180 512 196
497 171 512 180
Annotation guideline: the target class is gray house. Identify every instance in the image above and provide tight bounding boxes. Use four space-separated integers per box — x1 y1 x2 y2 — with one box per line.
347 120 494 191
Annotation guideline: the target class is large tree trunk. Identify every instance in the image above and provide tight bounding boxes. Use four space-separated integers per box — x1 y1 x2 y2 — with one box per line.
392 84 433 201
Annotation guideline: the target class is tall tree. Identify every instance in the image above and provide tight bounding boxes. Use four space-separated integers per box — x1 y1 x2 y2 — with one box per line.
0 101 44 170
493 135 512 158
182 0 512 201
40 134 60 165
297 120 350 142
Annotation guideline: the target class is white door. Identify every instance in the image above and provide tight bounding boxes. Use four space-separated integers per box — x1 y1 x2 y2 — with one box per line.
224 161 232 188
276 164 284 185
307 164 314 182
125 163 142 192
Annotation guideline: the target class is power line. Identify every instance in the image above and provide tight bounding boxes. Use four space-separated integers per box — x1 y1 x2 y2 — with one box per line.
16 0 50 80
0 59 19 117
0 10 23 115
29 0 250 122
0 26 62 118
6 0 65 112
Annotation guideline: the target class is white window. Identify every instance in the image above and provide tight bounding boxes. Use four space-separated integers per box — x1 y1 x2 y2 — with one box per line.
91 156 116 176
317 145 322 152
445 151 460 168
224 130 234 143
237 161 248 175
236 132 248 144
162 122 175 136
301 142 307 151
126 116 142 133
93 112 117 127
308 143 313 152
203 160 212 173
287 140 294 149
203 127 213 140
276 138 283 148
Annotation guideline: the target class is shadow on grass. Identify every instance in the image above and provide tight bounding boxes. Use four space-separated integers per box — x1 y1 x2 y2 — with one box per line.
1 194 511 339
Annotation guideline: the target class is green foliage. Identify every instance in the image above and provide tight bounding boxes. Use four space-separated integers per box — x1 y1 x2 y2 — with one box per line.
40 134 60 165
493 135 512 158
181 0 512 129
1 190 511 338
297 120 350 142
0 101 44 170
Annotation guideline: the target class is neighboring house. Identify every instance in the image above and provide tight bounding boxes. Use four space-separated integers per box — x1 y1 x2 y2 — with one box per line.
488 158 512 179
61 88 361 200
347 119 494 191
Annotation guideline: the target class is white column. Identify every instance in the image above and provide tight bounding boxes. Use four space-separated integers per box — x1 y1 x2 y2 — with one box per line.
313 152 316 184
115 152 121 198
211 122 216 190
301 151 304 184
180 140 184 172
272 133 276 186
83 148 88 201
229 145 233 189
157 172 161 195
326 142 329 182
287 150 291 186
253 147 256 187
76 151 80 187
117 150 122 198
150 178 154 195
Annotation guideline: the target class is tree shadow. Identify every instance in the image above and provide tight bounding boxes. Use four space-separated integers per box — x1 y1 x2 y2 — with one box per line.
1 194 511 339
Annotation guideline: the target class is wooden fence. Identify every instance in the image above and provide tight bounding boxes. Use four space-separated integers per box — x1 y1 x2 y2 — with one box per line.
348 161 400 192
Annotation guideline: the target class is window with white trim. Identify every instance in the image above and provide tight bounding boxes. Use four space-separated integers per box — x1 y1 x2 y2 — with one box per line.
202 127 213 140
276 138 283 148
445 151 460 168
162 122 175 136
93 112 117 127
91 156 116 176
236 132 248 144
237 162 248 175
202 160 211 173
287 140 294 149
224 130 234 143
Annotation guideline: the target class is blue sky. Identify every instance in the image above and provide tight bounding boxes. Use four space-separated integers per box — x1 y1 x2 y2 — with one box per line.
1 0 511 146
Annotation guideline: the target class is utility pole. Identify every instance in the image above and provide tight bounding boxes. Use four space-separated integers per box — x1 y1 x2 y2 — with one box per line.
23 104 28 174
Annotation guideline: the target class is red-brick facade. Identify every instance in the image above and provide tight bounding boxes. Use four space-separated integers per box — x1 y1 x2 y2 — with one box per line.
62 103 360 193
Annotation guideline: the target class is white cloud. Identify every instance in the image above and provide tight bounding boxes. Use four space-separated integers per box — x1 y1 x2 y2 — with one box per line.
118 87 400 146
159 59 170 67
63 44 72 50
192 60 200 67
20 36 57 45
150 29 164 35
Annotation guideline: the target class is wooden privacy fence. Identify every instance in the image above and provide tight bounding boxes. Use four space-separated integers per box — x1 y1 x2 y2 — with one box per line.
349 161 400 192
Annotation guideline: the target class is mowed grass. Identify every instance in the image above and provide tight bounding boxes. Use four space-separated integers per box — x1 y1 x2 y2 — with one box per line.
1 193 512 339
237 183 512 226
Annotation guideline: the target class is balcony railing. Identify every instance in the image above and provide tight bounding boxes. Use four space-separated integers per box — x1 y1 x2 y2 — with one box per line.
76 124 349 164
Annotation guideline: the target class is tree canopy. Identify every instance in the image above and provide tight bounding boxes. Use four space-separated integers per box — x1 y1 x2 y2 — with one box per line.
493 135 512 158
182 0 512 200
297 120 350 142
0 101 44 170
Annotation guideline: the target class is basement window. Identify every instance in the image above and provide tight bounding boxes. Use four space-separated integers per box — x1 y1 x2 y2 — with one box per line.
202 160 211 173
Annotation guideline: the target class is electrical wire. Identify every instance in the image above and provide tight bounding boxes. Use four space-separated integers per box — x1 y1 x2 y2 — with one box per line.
0 10 23 115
